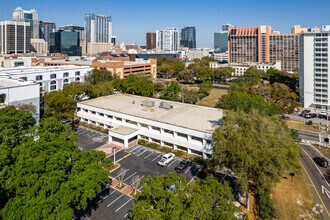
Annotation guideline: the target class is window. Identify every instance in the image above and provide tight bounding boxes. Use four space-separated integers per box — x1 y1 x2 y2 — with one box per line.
63 72 69 77
50 74 57 79
63 79 69 84
36 75 43 81
75 77 80 82
50 80 57 91
19 77 27 81
75 71 80 76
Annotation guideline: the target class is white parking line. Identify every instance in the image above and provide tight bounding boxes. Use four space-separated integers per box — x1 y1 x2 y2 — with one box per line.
126 146 139 153
184 165 193 174
115 198 133 212
124 172 137 182
187 165 203 185
109 188 119 195
124 213 128 218
138 186 143 191
107 194 124 207
152 154 161 161
137 149 147 156
113 169 130 179
167 159 177 168
144 152 154 159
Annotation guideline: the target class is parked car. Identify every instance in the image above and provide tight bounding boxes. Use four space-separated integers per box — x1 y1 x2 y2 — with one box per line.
299 109 311 117
157 153 175 167
174 160 192 173
314 156 329 168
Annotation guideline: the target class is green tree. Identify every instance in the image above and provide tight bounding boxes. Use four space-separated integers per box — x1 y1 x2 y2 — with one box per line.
89 81 114 98
0 112 112 219
217 91 280 116
181 88 199 104
129 172 237 220
44 91 76 120
213 66 234 82
62 82 93 102
250 83 300 113
85 68 113 85
177 69 196 83
212 110 301 210
157 57 185 75
198 81 212 96
160 82 181 101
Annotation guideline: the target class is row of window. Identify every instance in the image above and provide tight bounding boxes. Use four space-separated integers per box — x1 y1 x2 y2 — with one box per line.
35 71 81 81
79 108 207 144
49 78 81 91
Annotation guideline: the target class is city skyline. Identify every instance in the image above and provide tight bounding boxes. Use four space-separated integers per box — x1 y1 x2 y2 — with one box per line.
0 0 330 47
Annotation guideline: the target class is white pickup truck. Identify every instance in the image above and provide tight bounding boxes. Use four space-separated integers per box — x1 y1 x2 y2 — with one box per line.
157 153 175 167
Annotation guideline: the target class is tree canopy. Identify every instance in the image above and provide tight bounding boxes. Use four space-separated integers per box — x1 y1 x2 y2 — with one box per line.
160 82 181 101
157 57 185 75
85 68 113 85
0 107 112 219
212 110 301 210
129 172 238 220
113 75 154 97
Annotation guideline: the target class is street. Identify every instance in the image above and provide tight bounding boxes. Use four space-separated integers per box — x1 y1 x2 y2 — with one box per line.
300 143 330 219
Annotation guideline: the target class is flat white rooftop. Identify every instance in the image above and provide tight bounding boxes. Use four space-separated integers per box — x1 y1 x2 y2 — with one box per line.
0 65 91 76
79 93 223 133
0 77 37 88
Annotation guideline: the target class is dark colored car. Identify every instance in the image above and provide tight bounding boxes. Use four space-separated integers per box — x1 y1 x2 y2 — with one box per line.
174 160 192 173
314 156 329 168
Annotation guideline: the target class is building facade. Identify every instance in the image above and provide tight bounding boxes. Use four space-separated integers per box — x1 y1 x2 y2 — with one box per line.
31 38 48 53
0 21 31 54
77 93 223 157
146 32 156 50
50 30 81 56
12 7 39 39
156 30 163 51
180 26 196 49
0 66 92 92
214 32 228 53
39 21 56 50
299 32 330 109
210 61 281 76
84 14 112 44
81 42 113 56
228 25 299 72
163 27 180 51
92 58 157 79
0 76 40 122
59 25 85 42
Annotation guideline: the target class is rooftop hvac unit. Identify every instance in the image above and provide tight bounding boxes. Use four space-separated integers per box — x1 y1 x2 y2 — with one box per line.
159 101 173 109
141 99 155 107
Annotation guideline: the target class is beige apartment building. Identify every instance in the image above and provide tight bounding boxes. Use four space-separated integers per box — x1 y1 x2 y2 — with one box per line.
228 25 299 72
80 42 114 56
92 58 157 79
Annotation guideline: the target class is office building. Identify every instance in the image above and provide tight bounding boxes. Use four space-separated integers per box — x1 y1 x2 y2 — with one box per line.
0 21 31 54
0 66 92 93
291 24 320 34
77 93 223 157
180 26 196 49
59 25 85 42
228 25 299 72
12 7 39 39
322 25 330 32
84 14 112 44
39 21 56 50
81 42 113 56
146 32 156 50
214 24 233 53
162 28 180 51
299 32 330 109
0 76 40 122
31 38 48 53
50 30 81 56
185 49 210 61
92 58 157 79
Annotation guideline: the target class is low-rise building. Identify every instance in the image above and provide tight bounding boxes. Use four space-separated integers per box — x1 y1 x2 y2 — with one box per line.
92 58 157 79
210 61 281 76
185 49 210 61
0 65 92 92
0 56 33 68
0 76 40 121
77 93 223 157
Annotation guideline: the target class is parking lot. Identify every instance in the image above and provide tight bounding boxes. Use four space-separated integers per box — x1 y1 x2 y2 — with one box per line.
84 145 202 220
76 127 108 150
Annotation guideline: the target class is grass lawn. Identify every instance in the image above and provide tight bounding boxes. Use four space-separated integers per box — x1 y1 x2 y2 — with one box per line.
285 120 321 133
196 87 228 108
272 171 322 220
